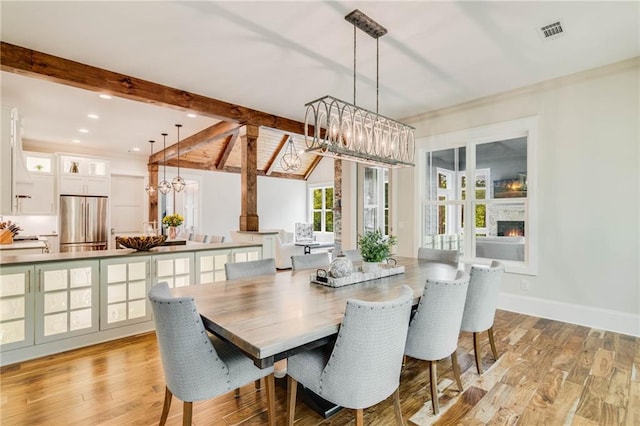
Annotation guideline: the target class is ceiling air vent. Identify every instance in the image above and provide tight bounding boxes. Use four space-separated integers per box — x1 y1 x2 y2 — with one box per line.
538 20 565 41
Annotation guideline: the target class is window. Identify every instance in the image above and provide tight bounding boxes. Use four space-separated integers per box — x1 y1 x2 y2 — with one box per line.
310 186 333 233
363 167 390 235
420 117 538 274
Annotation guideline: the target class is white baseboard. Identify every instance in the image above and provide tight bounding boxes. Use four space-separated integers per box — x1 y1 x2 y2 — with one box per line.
498 292 640 337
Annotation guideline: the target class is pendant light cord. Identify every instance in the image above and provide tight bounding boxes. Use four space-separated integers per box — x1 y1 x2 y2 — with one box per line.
175 124 182 176
162 133 167 180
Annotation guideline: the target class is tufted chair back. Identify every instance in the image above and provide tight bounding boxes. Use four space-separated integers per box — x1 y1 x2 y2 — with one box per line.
224 258 276 280
149 282 231 402
417 247 460 265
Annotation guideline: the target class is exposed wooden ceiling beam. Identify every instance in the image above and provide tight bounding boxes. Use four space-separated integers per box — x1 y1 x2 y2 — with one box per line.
162 160 304 180
0 41 307 134
216 132 238 170
265 134 290 175
223 166 306 181
165 158 215 171
149 121 240 164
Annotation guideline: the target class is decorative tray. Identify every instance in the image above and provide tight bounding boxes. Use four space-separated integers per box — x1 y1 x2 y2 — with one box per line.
310 265 405 288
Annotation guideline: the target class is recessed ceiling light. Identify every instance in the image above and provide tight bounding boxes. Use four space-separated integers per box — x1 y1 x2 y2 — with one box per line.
72 139 81 143
187 113 197 118
88 113 99 119
99 94 112 99
79 128 89 133
131 147 141 152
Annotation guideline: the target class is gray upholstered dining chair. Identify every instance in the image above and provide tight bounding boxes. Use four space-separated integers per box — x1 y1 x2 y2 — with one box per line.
290 252 330 271
342 249 363 262
417 247 460 265
224 258 276 280
192 233 207 243
206 235 225 243
460 260 505 374
148 282 276 426
286 285 414 426
405 270 470 415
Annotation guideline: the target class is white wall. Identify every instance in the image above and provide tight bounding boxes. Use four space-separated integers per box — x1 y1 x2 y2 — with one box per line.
306 157 334 184
183 168 307 241
400 58 640 335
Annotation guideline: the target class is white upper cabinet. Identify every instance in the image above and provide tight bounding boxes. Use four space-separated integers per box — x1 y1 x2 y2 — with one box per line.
14 152 56 215
59 154 110 196
1 106 21 215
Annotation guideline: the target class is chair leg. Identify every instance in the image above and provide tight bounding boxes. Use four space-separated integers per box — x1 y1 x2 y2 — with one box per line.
488 327 499 360
355 408 364 426
473 332 483 375
182 401 192 426
255 378 262 390
265 374 276 426
429 360 439 415
287 376 298 426
450 351 463 392
235 388 240 398
393 387 404 425
159 386 172 426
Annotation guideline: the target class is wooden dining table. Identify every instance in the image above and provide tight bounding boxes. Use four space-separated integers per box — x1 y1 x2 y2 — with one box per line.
171 256 459 369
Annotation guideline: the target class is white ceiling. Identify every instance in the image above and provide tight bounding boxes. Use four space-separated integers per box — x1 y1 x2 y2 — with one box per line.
1 1 638 158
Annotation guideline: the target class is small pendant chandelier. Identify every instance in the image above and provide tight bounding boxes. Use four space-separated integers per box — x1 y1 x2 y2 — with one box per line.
144 139 157 196
172 123 185 192
158 132 172 194
280 137 301 171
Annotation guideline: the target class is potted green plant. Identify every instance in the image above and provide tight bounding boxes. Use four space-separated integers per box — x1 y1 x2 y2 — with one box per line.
162 213 184 239
357 229 397 273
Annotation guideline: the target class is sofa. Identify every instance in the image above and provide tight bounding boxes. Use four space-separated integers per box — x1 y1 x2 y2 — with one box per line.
475 236 524 261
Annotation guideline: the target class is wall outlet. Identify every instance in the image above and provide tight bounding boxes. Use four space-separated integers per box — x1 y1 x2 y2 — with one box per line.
520 279 530 291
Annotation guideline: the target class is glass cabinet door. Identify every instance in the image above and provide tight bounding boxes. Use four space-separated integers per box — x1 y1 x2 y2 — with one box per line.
35 260 99 344
100 256 151 330
195 249 232 284
0 265 35 351
231 247 262 264
153 253 194 288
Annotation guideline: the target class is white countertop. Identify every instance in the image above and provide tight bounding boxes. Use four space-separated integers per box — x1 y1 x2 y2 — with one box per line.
0 240 47 250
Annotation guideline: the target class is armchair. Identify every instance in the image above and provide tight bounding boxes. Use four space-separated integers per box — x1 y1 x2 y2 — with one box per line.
275 230 305 269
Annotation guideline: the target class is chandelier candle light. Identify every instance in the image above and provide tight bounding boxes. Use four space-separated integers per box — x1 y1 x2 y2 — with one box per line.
304 9 415 168
158 133 172 194
172 124 185 192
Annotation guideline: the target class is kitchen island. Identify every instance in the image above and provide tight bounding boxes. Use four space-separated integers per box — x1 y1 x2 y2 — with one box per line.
0 241 262 366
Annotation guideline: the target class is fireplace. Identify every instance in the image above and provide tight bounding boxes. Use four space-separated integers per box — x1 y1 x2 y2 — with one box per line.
497 221 525 237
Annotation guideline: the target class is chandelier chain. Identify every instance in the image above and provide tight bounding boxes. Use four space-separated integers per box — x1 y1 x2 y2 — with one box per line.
353 24 357 105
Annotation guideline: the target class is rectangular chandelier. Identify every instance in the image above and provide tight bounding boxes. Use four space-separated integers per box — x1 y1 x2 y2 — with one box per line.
303 10 415 168
304 95 415 168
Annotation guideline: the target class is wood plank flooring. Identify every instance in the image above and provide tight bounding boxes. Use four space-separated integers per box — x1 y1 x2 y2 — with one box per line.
1 310 638 425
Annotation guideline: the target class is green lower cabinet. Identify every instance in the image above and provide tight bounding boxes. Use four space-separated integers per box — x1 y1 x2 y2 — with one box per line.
230 246 262 263
0 265 35 351
100 256 151 330
195 249 232 284
153 252 194 288
35 260 100 344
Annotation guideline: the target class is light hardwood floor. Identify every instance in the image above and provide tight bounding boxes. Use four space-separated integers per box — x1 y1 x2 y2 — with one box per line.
1 310 638 425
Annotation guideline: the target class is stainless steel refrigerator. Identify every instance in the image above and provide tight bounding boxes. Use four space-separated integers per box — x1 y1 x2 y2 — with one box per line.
60 195 108 252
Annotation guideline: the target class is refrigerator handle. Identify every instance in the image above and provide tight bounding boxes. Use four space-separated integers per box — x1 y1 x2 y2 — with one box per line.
86 202 90 239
